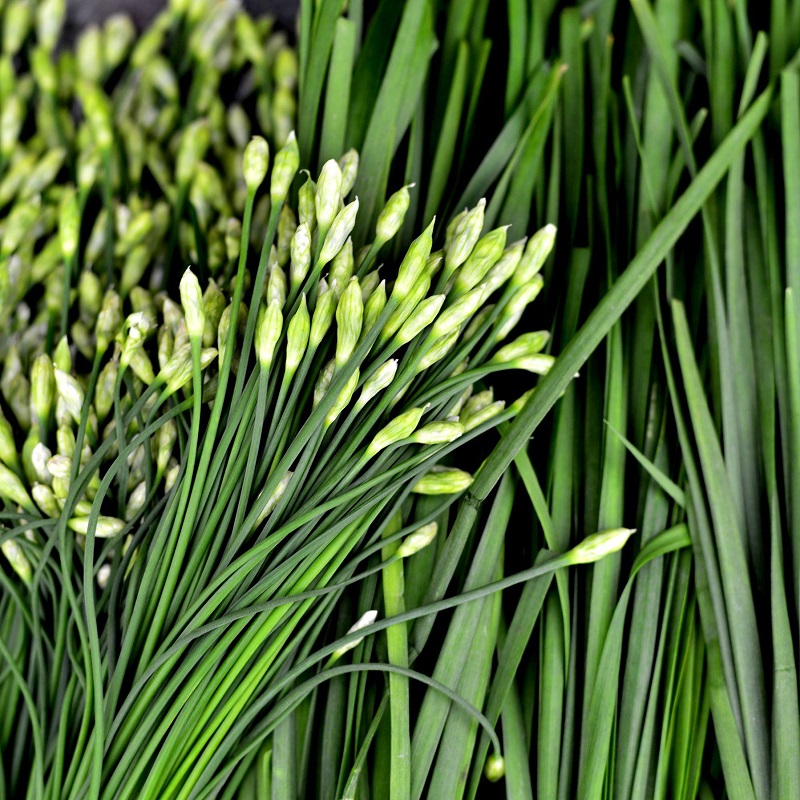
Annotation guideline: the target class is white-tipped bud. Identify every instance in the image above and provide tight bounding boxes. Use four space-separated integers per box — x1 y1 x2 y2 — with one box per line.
97 563 112 589
412 466 473 495
485 755 505 782
511 224 556 289
125 481 147 521
409 420 465 445
396 522 438 558
256 301 282 369
356 360 397 410
395 295 445 345
568 527 636 564
376 185 412 243
335 278 363 367
32 443 53 483
338 149 359 196
96 289 122 353
366 406 428 457
319 198 359 267
286 295 311 375
54 369 85 425
315 159 343 231
332 610 378 660
290 222 312 290
68 516 126 538
256 470 293 524
508 354 555 375
59 188 81 260
243 136 270 191
180 268 205 340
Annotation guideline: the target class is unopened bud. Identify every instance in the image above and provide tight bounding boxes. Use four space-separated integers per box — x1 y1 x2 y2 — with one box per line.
270 131 299 204
298 173 317 230
331 610 378 660
319 199 359 267
286 295 310 375
176 119 210 186
338 149 359 197
568 527 636 564
444 199 485 277
396 522 438 557
356 360 397 410
376 185 412 244
412 466 473 495
54 369 85 425
362 281 387 337
0 462 35 511
256 470 293 524
32 483 60 517
125 481 147 521
59 189 80 260
180 268 205 340
409 420 464 445
416 329 458 371
396 295 444 345
393 218 434 300
309 280 337 349
335 278 363 367
256 301 282 368
313 360 336 408
494 276 544 342
243 136 270 191
485 755 505 782
366 406 427 457
330 237 354 288
460 400 505 432
511 224 556 289
31 354 55 428
1 539 31 584
68 515 126 538
315 159 343 231
325 369 360 426
491 331 550 364
431 284 486 339
290 222 312 291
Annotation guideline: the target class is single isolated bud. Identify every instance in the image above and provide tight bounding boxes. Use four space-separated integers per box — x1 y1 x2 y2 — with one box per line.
366 406 428 457
412 466 473 495
396 522 438 558
331 610 378 661
242 136 270 192
376 185 412 244
567 527 636 565
485 755 505 783
180 268 205 340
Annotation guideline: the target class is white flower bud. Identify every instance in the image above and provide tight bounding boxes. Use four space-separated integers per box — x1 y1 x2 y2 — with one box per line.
310 280 338 349
54 369 85 425
396 522 438 558
243 136 270 191
444 199 485 277
290 222 312 291
431 284 486 340
256 471 293 524
270 131 299 204
315 159 343 231
1 539 32 584
395 295 445 345
376 185 412 243
325 369 359 426
335 278 363 367
568 528 636 564
319 198 359 267
409 420 465 445
356 360 397 410
332 610 378 660
256 301 282 369
313 360 336 408
366 406 427 457
511 224 556 289
180 268 205 340
0 463 35 512
453 226 508 296
68 515 126 538
412 466 473 495
338 149 359 196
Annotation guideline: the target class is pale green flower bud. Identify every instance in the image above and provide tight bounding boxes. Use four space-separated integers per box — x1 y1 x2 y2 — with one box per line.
129 348 156 385
180 268 205 340
331 610 378 660
270 131 299 204
2 200 40 257
330 237 354 288
242 135 270 191
225 217 242 262
412 466 473 495
52 475 69 500
227 104 250 148
155 419 177 476
315 159 343 231
31 46 59 94
286 295 310 375
484 238 526 295
396 521 438 558
335 278 363 367
309 280 337 348
355 360 397 411
96 290 122 354
416 329 458 372
453 226 508 296
376 185 412 244
298 173 317 230
511 224 556 289
0 463 35 512
3 1 32 57
0 95 24 158
290 222 312 291
508 354 555 375
276 204 296 267
158 325 174 372
124 481 146 521
1 539 31 584
393 218 435 301
494 276 544 342
485 755 505 782
46 454 71 480
463 306 494 341
363 281 387 337
32 443 53 484
444 198 485 277
509 388 534 415
130 287 157 327
409 420 465 445
202 280 226 348
165 459 180 492
68 516 126 538
0 414 19 472
461 389 493 417
256 301 282 369
431 284 486 340
104 13 135 70
491 331 550 364
78 271 103 326
76 24 104 82
382 273 431 344
31 355 55 428
366 406 427 457
313 359 336 408
360 270 381 302
56 425 75 459
325 369 360 426
36 0 66 51
256 470 293 524
54 369 84 425
396 295 445 345
32 483 59 517
162 298 184 333
338 149 359 197
568 527 636 564
94 359 117 421
460 400 505 432
319 199 359 268
97 563 112 589
176 119 211 186
53 337 71 374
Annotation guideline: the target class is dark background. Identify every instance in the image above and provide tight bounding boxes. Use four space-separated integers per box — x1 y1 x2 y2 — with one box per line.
65 0 299 32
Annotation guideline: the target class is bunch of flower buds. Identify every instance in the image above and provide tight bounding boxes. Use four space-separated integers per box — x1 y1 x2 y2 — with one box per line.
0 0 297 335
